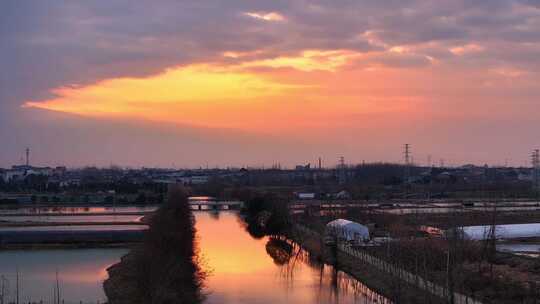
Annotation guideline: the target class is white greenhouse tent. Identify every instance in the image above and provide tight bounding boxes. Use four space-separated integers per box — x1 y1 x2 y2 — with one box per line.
325 219 370 242
459 223 540 240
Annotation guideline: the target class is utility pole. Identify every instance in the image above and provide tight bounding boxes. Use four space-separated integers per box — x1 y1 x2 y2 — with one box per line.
16 267 19 304
25 148 30 167
532 149 540 200
0 275 5 304
338 156 346 185
55 269 61 304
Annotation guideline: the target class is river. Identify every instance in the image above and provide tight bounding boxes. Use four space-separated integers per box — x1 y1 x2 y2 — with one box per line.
0 211 388 304
198 211 387 304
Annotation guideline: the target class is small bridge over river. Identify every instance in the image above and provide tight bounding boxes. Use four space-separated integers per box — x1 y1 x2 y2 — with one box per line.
188 197 244 211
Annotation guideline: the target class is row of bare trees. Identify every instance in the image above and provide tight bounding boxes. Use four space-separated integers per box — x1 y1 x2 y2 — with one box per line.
105 185 206 304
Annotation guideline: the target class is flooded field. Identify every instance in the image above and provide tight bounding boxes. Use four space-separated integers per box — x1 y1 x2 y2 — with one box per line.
0 206 158 215
0 224 148 232
497 243 540 257
0 211 389 304
0 214 143 223
0 248 128 303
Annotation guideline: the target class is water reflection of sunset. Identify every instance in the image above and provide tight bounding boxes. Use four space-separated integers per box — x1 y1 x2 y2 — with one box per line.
195 212 388 304
196 212 271 274
0 249 128 303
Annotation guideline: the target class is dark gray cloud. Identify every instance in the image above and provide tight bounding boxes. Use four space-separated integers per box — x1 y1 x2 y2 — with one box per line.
2 0 540 108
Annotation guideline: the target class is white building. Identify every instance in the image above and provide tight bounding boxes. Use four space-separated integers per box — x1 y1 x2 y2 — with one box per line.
325 219 370 243
190 175 209 184
1 169 26 182
296 192 316 199
455 223 540 240
1 165 54 182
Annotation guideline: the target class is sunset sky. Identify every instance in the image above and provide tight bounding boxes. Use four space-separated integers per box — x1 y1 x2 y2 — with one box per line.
1 1 540 168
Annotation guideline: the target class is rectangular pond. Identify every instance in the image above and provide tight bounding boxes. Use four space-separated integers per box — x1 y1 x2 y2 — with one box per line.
0 248 128 304
0 215 143 223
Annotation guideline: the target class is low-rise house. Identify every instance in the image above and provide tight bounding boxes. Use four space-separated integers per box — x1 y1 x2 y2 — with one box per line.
2 168 26 182
333 190 352 199
295 192 316 200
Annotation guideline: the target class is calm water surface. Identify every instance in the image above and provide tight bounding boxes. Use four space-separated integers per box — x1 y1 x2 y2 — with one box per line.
0 206 157 215
0 211 388 304
0 214 143 223
0 248 128 304
197 212 388 304
0 224 148 232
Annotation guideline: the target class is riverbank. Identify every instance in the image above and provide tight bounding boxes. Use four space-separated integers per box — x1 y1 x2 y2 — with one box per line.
287 225 446 304
103 249 143 304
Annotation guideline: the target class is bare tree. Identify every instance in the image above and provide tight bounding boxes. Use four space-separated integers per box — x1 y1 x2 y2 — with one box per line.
0 275 8 304
15 267 19 304
55 269 61 304
484 202 498 279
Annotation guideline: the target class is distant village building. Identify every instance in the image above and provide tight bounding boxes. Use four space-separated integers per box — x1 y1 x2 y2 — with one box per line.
333 190 351 199
420 225 444 237
1 168 26 182
295 192 316 200
190 175 209 184
456 223 540 240
325 219 370 243
295 164 311 171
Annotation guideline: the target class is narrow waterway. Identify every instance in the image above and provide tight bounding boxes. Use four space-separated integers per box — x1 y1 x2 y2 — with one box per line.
197 211 388 304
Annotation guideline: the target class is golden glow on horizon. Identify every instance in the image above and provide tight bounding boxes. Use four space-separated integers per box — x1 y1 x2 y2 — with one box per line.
24 64 304 128
23 48 430 133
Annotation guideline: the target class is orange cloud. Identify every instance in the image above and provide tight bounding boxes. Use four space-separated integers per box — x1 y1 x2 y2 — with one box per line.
23 49 430 135
24 64 303 129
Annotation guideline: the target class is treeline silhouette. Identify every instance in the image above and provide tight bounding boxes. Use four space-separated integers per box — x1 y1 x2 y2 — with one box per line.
239 191 291 238
104 185 205 304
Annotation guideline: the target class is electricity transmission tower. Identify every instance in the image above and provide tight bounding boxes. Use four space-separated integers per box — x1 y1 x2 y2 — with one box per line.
404 144 411 182
403 144 411 198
